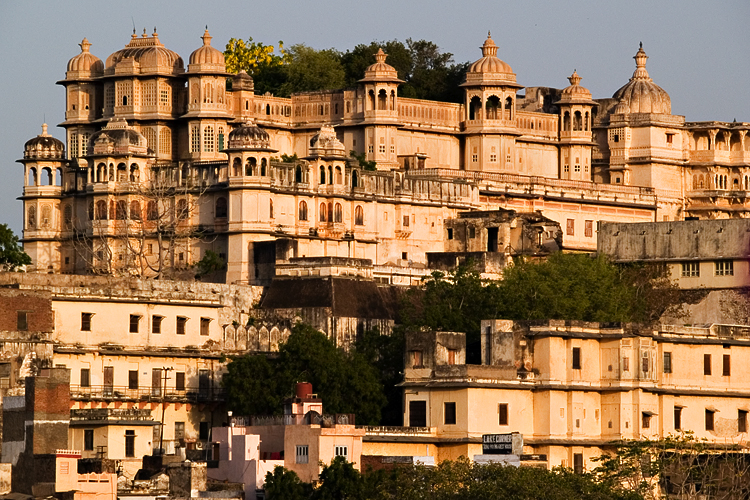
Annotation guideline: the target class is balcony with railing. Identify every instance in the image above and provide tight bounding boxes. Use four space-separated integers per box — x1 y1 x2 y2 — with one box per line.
69 384 224 403
69 408 153 425
231 413 355 427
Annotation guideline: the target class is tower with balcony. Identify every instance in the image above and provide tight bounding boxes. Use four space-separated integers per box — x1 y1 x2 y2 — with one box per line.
556 71 596 180
460 33 524 173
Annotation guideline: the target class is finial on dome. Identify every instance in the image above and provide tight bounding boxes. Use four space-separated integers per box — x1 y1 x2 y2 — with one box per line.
202 28 212 46
153 27 158 37
640 41 643 49
142 28 147 37
41 123 49 137
488 30 491 37
632 43 650 80
374 48 387 63
480 33 498 57
568 70 581 87
79 38 91 53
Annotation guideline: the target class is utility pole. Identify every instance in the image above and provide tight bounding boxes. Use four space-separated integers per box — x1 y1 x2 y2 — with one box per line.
158 366 174 456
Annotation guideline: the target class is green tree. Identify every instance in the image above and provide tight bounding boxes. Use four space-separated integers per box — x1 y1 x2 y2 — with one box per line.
0 224 31 271
350 150 376 171
194 250 224 279
223 323 386 424
224 37 289 75
278 45 346 97
313 457 365 500
264 465 309 500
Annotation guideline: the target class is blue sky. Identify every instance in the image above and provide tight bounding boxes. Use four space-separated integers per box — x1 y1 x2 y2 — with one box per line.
0 0 747 233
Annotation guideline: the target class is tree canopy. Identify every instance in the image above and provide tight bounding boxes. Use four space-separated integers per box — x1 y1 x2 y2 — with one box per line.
0 224 31 271
223 323 386 424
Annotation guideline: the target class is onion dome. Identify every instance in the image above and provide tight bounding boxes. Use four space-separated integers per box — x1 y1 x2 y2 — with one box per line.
308 125 346 158
232 70 254 91
556 70 596 105
227 121 273 150
23 124 65 160
66 38 104 78
188 28 227 73
612 43 671 114
105 28 184 76
87 119 152 156
463 32 520 87
358 48 403 83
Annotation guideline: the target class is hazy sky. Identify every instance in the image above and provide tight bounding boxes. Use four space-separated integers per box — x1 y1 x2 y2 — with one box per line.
1 0 747 234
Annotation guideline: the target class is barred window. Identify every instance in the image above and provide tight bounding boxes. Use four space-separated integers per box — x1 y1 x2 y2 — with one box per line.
191 126 200 153
81 133 89 156
70 133 78 158
681 262 700 277
715 260 734 276
204 126 215 152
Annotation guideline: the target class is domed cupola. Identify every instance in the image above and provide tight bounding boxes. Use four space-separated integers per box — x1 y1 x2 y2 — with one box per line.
105 29 184 76
188 28 227 74
87 118 152 156
612 43 671 114
24 124 65 160
308 125 346 159
463 32 520 87
358 49 403 84
65 38 104 79
227 121 274 151
557 70 596 105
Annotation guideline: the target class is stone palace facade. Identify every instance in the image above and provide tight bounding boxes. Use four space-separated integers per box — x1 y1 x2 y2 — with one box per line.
18 30 750 283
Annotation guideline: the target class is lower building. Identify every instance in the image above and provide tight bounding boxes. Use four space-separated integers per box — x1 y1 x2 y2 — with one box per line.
395 321 750 473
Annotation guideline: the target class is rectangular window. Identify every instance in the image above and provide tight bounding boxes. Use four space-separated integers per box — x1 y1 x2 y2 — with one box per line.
447 349 457 365
175 422 185 441
190 126 200 153
403 215 410 227
472 154 478 162
642 412 651 429
566 219 575 236
469 227 476 239
704 354 712 375
199 421 209 440
17 311 28 331
296 445 309 464
175 372 185 391
573 453 584 475
623 356 630 372
447 228 454 240
368 145 374 154
128 370 138 390
666 133 674 144
129 314 140 334
334 445 348 458
674 407 682 430
715 260 734 276
489 154 497 162
125 430 135 457
723 354 731 376
409 400 427 427
200 318 210 336
84 429 94 451
706 410 715 431
663 352 672 373
176 317 187 335
740 410 748 433
152 316 163 334
444 402 457 425
81 312 93 331
410 350 423 368
499 403 509 426
584 220 593 238
378 145 386 154
80 368 90 388
572 347 581 370
642 356 649 373
681 262 700 277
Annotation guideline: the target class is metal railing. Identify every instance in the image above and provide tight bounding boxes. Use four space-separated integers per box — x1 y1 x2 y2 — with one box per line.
69 384 224 403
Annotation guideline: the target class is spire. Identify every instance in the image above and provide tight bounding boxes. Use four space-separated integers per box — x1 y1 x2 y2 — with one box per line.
201 28 212 46
632 43 650 80
480 32 498 57
79 38 92 53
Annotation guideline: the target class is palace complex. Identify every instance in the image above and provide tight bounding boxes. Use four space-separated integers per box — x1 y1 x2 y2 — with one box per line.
18 29 750 282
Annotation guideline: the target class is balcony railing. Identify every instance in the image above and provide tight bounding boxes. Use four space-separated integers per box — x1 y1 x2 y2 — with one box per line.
70 408 153 422
232 413 355 427
69 384 224 403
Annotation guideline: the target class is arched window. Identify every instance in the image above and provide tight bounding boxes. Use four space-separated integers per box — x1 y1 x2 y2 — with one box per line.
176 199 188 221
299 201 308 221
261 158 267 176
295 166 303 183
246 157 256 176
352 170 359 188
130 200 141 220
328 166 333 185
469 96 482 120
485 96 500 120
355 205 364 225
390 90 396 110
63 204 73 229
584 111 590 131
327 202 334 222
116 200 127 220
378 89 387 110
215 197 227 218
504 97 513 120
96 200 107 220
88 201 94 221
346 101 351 113
28 167 37 186
130 164 139 182
41 205 51 227
233 158 241 177
192 83 199 104
27 205 36 228
41 167 52 186
563 111 571 131
319 166 325 184
368 90 375 110
108 164 114 181
319 202 327 222
334 203 343 223
335 166 342 184
269 199 274 219
574 111 583 131
147 201 158 220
